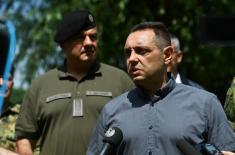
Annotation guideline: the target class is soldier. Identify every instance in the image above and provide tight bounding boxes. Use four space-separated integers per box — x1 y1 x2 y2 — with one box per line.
224 76 235 131
15 10 134 155
0 67 19 155
0 67 40 155
0 67 17 150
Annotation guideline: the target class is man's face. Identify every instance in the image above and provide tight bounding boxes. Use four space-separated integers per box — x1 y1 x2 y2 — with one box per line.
124 29 168 86
62 27 98 63
167 41 183 75
0 74 13 100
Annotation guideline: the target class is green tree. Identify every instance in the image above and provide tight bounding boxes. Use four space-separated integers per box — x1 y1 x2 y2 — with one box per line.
1 0 235 103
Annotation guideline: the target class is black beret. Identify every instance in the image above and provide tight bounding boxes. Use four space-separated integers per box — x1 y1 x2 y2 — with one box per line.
54 10 96 43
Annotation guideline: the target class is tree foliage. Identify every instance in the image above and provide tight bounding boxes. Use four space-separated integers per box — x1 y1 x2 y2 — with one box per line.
1 0 235 103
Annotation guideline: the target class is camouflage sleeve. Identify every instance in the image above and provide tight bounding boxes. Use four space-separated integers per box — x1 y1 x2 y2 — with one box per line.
0 104 40 154
224 77 235 131
0 104 20 151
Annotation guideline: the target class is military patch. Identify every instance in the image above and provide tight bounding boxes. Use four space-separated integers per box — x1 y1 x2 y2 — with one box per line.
46 92 72 103
86 91 112 97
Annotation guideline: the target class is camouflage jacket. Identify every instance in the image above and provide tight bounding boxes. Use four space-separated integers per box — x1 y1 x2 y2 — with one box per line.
0 104 20 151
0 104 40 154
224 76 235 131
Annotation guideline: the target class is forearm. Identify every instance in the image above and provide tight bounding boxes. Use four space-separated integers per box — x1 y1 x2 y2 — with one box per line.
16 138 36 155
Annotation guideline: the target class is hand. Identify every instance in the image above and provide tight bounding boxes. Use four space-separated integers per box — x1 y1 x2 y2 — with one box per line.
222 151 235 155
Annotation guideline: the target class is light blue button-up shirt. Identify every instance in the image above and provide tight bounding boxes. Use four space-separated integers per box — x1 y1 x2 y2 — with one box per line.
87 78 235 155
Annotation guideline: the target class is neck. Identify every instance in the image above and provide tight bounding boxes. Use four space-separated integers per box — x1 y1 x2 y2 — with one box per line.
171 69 178 79
66 60 94 81
139 74 169 97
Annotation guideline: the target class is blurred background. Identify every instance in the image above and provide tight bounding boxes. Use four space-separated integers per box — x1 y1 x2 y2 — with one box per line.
1 0 235 105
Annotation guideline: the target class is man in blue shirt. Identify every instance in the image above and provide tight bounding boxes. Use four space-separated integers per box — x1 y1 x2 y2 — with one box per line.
87 22 235 155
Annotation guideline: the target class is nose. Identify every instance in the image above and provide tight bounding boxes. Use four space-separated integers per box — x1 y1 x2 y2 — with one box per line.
128 50 138 62
83 35 93 46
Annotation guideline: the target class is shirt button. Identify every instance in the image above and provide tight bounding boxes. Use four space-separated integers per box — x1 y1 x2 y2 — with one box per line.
149 151 152 155
149 125 153 129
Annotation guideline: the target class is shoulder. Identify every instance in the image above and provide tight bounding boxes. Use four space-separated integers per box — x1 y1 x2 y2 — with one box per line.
32 68 58 83
179 73 204 89
175 83 218 103
22 69 59 99
229 76 235 90
28 68 58 89
174 84 223 120
99 63 134 89
100 63 129 76
187 79 204 90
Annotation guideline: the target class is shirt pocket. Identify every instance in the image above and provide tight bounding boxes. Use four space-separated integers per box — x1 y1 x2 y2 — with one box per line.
42 92 73 118
85 90 113 113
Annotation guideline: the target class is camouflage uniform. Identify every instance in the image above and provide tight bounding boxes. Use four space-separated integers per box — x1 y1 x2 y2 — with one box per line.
224 76 235 131
0 104 40 154
0 104 20 151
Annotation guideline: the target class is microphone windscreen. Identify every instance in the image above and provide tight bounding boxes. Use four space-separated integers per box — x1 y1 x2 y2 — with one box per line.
176 139 202 155
103 127 123 146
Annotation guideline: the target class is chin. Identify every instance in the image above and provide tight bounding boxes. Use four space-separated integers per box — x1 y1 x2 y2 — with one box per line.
132 76 145 82
82 56 95 61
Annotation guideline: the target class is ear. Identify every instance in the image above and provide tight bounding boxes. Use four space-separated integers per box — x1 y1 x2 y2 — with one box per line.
176 51 183 63
163 46 173 65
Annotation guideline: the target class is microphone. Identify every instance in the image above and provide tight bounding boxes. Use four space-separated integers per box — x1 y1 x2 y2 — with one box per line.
99 127 123 155
199 143 223 155
176 139 203 155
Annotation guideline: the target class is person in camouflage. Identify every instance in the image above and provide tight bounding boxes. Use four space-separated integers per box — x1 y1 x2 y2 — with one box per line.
0 103 20 151
0 67 17 149
0 68 40 155
0 67 20 155
224 76 235 131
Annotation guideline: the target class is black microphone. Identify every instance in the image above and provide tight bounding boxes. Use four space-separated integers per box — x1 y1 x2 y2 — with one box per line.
99 127 123 155
176 139 203 155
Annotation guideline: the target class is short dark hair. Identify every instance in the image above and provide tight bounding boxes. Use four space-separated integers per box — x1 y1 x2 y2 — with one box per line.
130 21 171 50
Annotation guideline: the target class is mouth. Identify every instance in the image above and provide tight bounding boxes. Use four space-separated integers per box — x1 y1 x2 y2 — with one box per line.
81 49 95 56
85 50 94 54
129 67 141 76
83 46 95 53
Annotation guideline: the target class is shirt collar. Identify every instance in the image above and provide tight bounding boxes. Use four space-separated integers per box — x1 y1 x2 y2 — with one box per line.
57 60 101 80
175 73 182 84
136 74 176 100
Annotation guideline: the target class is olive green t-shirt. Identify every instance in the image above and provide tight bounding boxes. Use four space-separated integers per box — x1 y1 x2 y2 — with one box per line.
16 62 134 155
